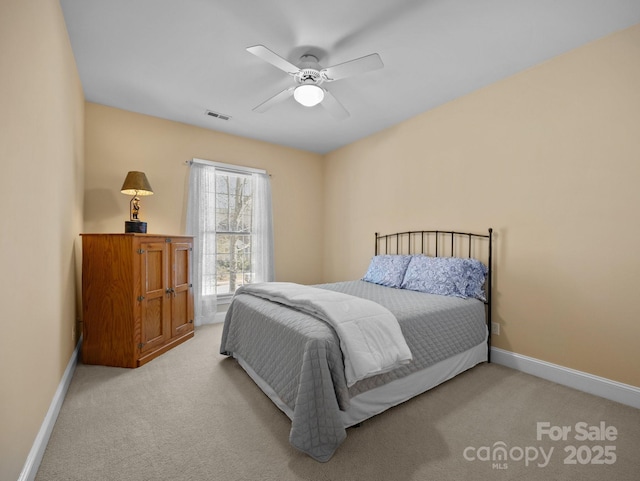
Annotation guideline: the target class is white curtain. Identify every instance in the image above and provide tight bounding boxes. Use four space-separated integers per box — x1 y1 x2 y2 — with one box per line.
252 172 275 283
186 163 218 326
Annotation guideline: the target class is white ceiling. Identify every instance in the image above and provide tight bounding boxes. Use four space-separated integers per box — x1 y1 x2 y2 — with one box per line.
60 0 640 154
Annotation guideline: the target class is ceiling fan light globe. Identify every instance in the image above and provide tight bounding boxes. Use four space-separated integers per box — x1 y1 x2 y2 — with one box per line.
294 84 324 107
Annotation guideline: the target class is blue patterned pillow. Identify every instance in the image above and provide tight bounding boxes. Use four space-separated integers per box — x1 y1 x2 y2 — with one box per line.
463 258 489 301
362 255 412 288
400 256 488 300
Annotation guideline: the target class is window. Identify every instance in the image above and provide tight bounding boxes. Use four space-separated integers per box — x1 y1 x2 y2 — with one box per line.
187 159 274 324
208 171 253 297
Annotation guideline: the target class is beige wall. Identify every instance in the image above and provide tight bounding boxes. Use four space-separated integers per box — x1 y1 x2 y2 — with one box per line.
0 1 85 479
323 24 640 388
84 103 325 285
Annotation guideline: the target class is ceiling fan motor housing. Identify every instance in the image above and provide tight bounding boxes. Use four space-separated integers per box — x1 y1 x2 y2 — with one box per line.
294 54 323 85
296 68 323 85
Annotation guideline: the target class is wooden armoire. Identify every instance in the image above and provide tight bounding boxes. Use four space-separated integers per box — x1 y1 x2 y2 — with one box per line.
81 233 194 367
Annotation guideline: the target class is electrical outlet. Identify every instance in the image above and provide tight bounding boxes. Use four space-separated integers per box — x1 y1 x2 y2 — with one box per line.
491 322 500 335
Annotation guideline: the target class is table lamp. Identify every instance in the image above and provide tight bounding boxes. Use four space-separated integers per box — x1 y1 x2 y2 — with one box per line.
120 171 153 233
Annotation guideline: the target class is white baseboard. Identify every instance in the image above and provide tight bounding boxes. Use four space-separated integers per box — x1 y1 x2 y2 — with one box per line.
18 337 82 481
491 347 640 410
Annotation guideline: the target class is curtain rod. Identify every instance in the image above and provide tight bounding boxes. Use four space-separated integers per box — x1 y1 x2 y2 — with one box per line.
186 158 268 176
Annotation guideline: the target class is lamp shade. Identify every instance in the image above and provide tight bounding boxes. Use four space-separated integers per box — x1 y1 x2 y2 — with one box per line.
293 84 324 107
120 171 153 196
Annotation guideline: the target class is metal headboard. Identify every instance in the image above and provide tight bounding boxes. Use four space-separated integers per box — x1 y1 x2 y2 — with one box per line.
374 229 493 362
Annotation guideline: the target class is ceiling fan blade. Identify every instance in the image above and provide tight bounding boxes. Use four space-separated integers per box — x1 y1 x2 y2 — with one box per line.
246 45 300 76
252 86 295 113
321 53 383 81
321 89 350 120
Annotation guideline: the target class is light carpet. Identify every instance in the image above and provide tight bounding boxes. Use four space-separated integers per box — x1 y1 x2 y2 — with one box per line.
36 323 640 481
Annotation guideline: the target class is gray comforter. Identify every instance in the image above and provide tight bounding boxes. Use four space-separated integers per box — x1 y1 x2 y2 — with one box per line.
220 280 486 462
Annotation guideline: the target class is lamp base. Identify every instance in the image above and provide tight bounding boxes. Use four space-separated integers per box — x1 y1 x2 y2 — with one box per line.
124 221 147 233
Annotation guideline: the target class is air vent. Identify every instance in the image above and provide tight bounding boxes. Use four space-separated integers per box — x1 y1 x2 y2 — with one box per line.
205 110 231 121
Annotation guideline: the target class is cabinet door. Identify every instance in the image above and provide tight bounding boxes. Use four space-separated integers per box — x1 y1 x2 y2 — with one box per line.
139 241 170 353
170 241 194 337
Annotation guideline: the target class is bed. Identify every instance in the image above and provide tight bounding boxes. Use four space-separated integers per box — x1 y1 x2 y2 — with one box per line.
220 229 493 462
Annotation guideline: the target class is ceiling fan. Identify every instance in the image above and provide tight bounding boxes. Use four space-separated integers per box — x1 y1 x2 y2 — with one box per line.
246 45 384 120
